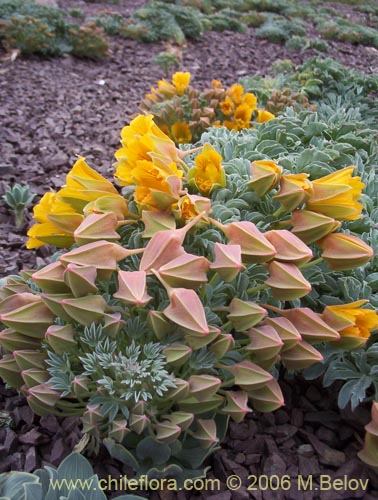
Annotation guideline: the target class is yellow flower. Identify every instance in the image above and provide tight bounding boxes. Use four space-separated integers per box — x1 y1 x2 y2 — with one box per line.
27 222 75 249
188 143 226 196
227 84 244 105
172 71 191 95
255 109 276 123
157 79 176 96
220 97 235 117
306 166 365 221
132 160 182 211
242 92 257 108
114 115 184 187
234 104 253 129
170 122 192 144
323 300 378 340
212 79 223 89
66 157 118 194
178 194 211 221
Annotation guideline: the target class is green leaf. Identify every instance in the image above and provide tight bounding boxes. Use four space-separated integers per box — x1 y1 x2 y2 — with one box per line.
103 439 139 471
136 437 171 466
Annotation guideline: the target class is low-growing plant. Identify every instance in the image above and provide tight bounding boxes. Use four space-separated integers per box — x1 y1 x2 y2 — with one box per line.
256 16 306 43
91 12 125 36
0 108 377 478
240 10 266 27
153 52 180 77
285 35 309 51
68 8 85 20
309 37 329 51
317 17 378 47
69 22 109 59
2 184 36 229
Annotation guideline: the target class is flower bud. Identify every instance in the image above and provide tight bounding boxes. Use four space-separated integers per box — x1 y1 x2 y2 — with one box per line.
246 325 284 362
83 194 129 221
0 354 24 388
273 173 313 211
113 270 151 307
148 310 175 340
222 390 252 423
139 212 203 273
61 295 107 325
280 340 323 370
263 317 301 351
318 233 373 271
41 293 74 323
102 313 124 338
209 333 235 359
142 210 176 238
189 375 222 402
184 327 220 350
27 384 60 416
164 288 210 335
63 264 98 298
0 297 55 338
189 419 218 449
167 379 190 402
226 360 273 391
227 298 267 332
265 261 312 300
178 395 224 414
129 414 150 435
163 344 192 368
159 253 210 289
21 368 49 388
210 219 276 264
247 159 282 197
210 243 245 282
61 240 136 281
32 262 70 294
0 329 40 351
74 213 120 246
108 419 129 443
290 210 340 244
0 292 40 314
45 324 76 354
155 421 181 444
247 378 284 412
278 307 340 343
264 230 313 266
72 375 90 396
163 412 194 431
13 350 47 371
177 194 211 222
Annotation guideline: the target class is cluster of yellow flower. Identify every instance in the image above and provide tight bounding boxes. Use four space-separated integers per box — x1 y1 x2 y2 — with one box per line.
217 82 275 131
140 72 275 143
27 158 129 249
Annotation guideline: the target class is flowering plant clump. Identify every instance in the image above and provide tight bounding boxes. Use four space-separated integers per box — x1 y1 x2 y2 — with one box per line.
0 113 377 478
139 72 275 144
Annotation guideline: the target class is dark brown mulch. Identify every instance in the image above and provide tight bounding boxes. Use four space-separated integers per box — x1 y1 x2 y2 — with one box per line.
1 1 378 276
1 377 378 499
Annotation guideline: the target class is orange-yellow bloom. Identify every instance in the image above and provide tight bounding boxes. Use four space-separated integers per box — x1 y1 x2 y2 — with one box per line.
306 166 365 221
172 71 191 95
188 144 226 196
323 300 378 348
227 84 244 105
170 122 192 144
255 109 276 123
220 97 234 117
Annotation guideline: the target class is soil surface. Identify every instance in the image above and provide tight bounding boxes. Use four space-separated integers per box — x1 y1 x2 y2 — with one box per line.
1 0 378 276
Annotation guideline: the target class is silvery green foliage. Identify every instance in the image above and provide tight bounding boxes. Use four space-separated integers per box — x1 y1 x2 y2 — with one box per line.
0 452 143 500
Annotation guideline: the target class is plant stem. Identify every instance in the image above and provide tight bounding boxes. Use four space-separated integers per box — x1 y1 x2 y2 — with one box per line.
246 284 268 294
300 257 324 269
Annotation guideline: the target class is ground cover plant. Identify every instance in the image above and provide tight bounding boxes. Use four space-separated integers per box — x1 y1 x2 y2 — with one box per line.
2 0 378 57
1 69 378 484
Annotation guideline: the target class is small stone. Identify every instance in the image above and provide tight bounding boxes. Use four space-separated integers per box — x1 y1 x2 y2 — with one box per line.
232 487 249 500
10 452 24 471
291 409 304 427
297 444 314 457
50 438 66 465
263 453 286 476
305 385 322 403
229 422 250 440
19 428 47 445
274 409 290 425
298 455 320 477
4 429 18 453
245 453 261 465
39 414 59 434
207 492 231 500
24 446 38 472
315 426 337 447
234 453 246 464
